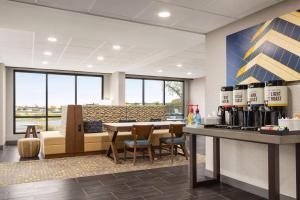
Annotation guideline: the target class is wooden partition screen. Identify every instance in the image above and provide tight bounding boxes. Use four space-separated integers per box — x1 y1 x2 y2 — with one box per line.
65 105 84 154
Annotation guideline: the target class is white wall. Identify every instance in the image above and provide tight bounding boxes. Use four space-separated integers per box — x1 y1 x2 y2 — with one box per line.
204 0 300 198
0 64 6 148
188 78 206 117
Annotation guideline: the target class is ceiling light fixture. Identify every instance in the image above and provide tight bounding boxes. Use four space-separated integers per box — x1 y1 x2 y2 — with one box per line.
112 45 121 50
187 72 192 75
176 64 183 67
97 56 104 61
158 11 171 18
47 37 57 42
43 51 52 56
87 65 93 68
158 69 163 73
42 61 48 65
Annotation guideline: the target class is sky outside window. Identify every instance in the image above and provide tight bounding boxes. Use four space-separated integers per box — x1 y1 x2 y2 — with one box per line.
125 79 143 104
144 80 163 104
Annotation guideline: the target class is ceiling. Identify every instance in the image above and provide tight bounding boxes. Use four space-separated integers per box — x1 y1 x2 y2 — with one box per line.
0 0 282 78
11 0 283 34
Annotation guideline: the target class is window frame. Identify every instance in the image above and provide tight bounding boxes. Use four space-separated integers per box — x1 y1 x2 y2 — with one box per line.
125 77 185 118
13 70 104 134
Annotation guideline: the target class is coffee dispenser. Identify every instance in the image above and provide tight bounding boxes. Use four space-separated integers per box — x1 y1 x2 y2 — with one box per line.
217 86 233 127
231 84 248 128
244 83 265 130
264 80 288 125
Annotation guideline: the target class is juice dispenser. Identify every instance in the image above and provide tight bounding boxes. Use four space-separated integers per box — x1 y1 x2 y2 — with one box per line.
264 80 288 125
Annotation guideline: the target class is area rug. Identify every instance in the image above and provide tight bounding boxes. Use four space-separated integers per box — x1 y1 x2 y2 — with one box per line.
0 154 205 186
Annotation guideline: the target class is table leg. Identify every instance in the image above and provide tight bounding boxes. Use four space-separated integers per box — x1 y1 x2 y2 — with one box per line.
106 131 120 164
189 135 219 188
296 143 300 200
213 137 220 181
268 144 280 200
189 134 197 188
25 126 30 138
32 126 38 138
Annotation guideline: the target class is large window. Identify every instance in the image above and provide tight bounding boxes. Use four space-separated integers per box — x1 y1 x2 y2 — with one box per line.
125 79 143 105
15 73 46 133
125 78 184 119
144 80 164 105
14 71 103 134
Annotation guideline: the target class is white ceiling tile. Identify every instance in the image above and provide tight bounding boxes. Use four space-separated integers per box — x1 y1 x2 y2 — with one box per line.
90 0 151 19
174 10 235 33
36 0 97 13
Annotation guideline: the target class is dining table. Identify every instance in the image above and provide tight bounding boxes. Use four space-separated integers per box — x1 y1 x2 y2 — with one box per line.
103 121 186 163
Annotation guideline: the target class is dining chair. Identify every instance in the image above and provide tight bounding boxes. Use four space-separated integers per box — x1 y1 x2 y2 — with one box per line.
119 119 137 123
124 125 154 165
159 124 188 163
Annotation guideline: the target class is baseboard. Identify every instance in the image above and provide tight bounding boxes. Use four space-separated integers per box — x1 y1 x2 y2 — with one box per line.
6 140 17 145
205 169 295 200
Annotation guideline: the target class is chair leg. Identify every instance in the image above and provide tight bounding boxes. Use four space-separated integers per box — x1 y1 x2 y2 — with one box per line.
181 144 188 160
171 144 174 164
133 146 137 165
159 142 162 158
151 146 155 160
124 145 127 161
148 146 153 163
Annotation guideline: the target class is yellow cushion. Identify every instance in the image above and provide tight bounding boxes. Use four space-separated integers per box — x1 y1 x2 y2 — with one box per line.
40 131 65 146
43 145 66 155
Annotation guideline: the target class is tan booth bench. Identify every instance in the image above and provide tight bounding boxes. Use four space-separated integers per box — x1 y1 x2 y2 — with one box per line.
40 105 172 158
41 130 170 158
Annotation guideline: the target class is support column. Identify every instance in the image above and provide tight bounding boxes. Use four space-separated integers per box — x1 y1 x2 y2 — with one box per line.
0 63 6 149
110 72 125 106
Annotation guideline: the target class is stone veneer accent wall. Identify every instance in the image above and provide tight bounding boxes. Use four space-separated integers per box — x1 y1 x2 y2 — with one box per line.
82 105 167 123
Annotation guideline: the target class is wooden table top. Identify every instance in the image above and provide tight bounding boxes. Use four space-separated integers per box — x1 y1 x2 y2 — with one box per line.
183 126 300 145
104 121 185 131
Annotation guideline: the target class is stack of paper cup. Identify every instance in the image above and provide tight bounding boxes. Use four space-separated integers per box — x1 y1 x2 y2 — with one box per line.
278 118 289 128
292 118 300 131
278 118 300 131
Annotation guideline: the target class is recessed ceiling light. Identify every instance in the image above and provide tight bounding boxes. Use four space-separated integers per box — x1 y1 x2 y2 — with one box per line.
176 64 183 67
43 51 52 56
87 65 93 68
97 56 104 61
158 11 171 18
187 72 192 75
157 69 163 73
112 45 121 50
47 37 57 42
42 61 48 65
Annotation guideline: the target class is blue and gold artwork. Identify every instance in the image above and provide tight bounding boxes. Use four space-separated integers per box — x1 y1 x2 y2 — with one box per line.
226 10 300 86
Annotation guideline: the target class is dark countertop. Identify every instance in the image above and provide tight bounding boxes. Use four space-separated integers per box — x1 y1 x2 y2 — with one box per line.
183 126 300 144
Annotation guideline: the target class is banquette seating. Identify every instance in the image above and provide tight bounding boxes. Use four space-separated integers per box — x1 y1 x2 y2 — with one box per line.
40 105 171 158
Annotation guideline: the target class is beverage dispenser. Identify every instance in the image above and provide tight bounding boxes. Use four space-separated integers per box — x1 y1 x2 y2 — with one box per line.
231 84 248 128
217 86 233 127
264 80 288 125
245 83 265 130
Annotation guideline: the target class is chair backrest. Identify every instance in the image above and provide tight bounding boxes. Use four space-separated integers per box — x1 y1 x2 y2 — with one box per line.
119 119 137 123
150 118 161 122
169 124 185 138
131 125 154 143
